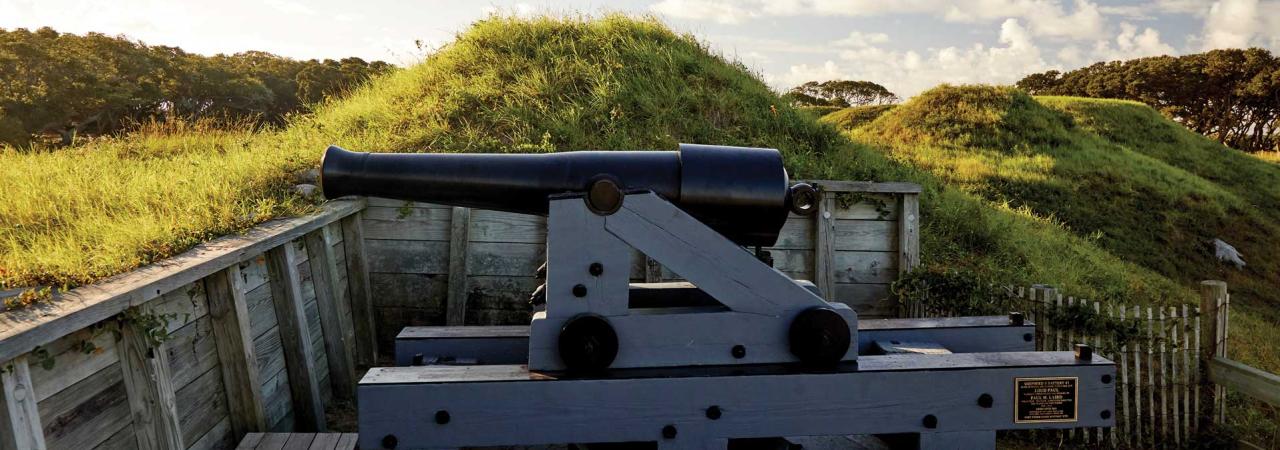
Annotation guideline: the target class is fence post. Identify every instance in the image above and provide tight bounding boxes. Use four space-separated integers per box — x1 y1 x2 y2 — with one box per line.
1197 280 1227 431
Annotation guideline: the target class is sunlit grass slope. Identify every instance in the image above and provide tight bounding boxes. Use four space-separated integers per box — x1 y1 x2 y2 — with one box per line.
849 85 1280 371
819 104 895 131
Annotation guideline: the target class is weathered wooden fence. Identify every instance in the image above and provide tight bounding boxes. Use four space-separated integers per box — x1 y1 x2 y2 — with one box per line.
905 281 1278 448
361 180 922 348
0 199 375 450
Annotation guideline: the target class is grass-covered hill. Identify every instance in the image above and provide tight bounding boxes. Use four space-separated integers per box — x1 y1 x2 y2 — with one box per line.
1 16 1275 375
842 86 1280 370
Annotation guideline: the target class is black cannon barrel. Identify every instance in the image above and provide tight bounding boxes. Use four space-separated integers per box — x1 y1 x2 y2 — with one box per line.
320 143 796 246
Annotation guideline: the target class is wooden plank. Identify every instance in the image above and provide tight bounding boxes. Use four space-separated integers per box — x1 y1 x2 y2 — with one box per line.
1207 357 1280 406
810 180 922 194
323 225 356 372
445 207 473 326
95 423 139 450
1193 306 1201 434
245 281 277 341
186 417 232 450
1169 306 1180 446
832 251 897 284
1152 305 1162 442
1132 304 1143 445
832 283 893 317
1198 280 1226 430
770 216 816 250
203 266 267 436
240 258 271 293
369 273 448 309
119 312 185 450
236 432 263 450
1116 305 1130 447
265 244 325 432
833 220 897 252
898 193 920 274
365 197 451 209
282 433 314 450
467 242 543 277
468 210 545 244
38 361 131 450
30 326 118 403
361 206 452 241
254 433 289 450
258 369 291 432
0 199 366 365
1158 306 1168 444
174 366 228 445
148 282 207 334
364 239 449 273
163 316 218 391
1181 304 1192 440
303 229 356 400
335 433 358 450
306 433 339 450
814 195 836 300
1 356 47 450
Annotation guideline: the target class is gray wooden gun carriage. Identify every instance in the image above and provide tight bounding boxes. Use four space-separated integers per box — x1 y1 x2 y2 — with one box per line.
319 144 1116 450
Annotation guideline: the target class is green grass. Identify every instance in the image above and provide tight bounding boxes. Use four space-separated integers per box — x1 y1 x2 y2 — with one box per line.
0 15 1274 383
850 85 1280 373
819 104 896 131
0 120 314 297
795 105 843 120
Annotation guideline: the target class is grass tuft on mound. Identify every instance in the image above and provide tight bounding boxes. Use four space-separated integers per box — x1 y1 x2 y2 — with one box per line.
819 104 896 131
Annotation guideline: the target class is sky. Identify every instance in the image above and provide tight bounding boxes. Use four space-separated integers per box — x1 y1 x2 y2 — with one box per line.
2 0 1278 97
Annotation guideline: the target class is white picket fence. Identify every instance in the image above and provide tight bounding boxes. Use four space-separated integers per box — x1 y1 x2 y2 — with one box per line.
900 283 1237 448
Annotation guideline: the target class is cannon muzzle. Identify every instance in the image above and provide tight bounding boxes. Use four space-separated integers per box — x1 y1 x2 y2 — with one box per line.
320 144 813 246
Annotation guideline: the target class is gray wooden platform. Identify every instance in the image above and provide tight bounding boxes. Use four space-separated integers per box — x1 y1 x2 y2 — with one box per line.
236 433 358 449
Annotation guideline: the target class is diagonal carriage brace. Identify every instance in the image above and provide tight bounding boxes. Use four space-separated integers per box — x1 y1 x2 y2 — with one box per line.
528 191 857 371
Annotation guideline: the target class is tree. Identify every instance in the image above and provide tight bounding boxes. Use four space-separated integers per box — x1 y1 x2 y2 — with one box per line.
784 80 899 107
1017 48 1280 152
0 26 396 147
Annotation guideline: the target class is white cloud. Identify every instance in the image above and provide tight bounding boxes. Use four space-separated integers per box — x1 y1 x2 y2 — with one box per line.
1110 22 1176 57
649 0 759 24
1150 0 1216 15
832 31 890 48
264 0 316 16
1195 0 1280 51
651 0 1107 40
779 19 1051 96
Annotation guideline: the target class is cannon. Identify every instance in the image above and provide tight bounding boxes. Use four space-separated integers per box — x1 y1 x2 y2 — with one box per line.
320 143 818 247
321 143 848 371
325 143 1116 450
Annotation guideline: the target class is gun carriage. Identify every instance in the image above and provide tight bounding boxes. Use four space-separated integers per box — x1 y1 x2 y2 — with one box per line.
320 144 1115 450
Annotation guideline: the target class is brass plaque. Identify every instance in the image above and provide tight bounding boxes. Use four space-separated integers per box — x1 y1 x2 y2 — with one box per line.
1014 376 1078 423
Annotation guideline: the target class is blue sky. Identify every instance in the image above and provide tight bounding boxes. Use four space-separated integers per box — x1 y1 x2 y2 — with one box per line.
2 0 1277 97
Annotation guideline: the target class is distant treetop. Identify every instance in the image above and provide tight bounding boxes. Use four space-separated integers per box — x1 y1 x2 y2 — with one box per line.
0 27 394 148
783 80 900 108
1016 48 1280 153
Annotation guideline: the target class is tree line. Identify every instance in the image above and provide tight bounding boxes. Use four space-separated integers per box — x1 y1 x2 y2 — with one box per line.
783 80 900 108
1017 48 1280 152
0 27 394 147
